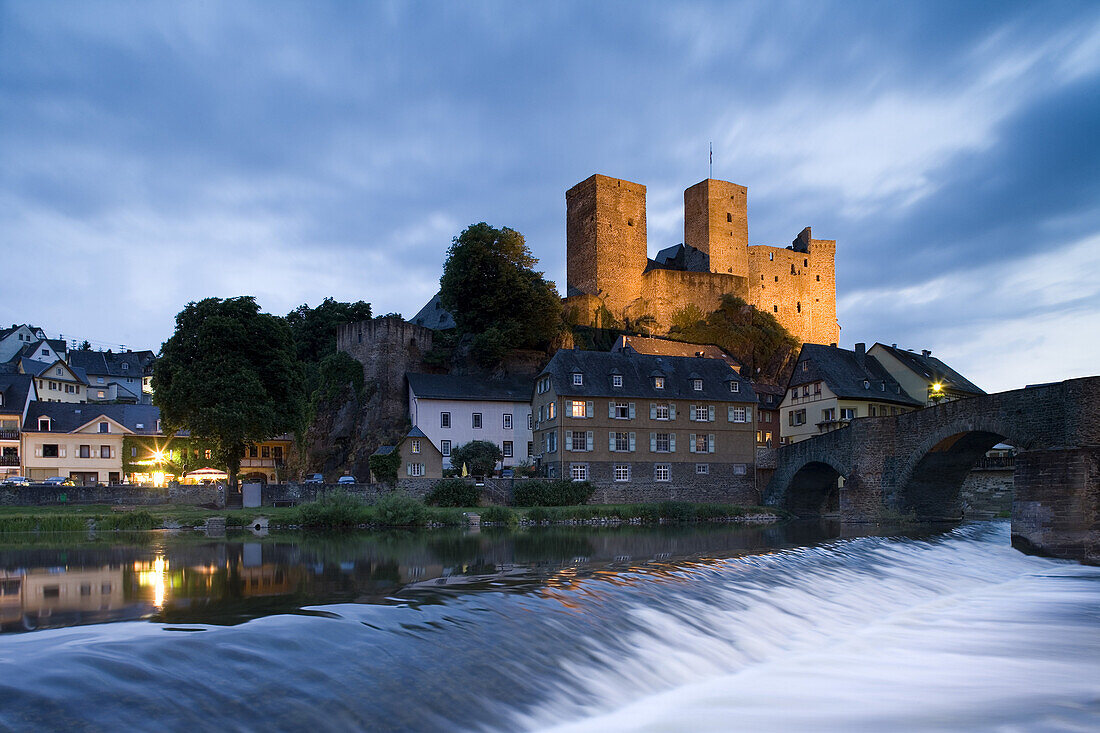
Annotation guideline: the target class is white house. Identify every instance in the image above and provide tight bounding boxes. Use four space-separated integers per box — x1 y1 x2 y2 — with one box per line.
406 373 533 470
0 324 47 364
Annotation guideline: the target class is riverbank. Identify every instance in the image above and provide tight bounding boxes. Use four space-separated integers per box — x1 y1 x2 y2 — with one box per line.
0 497 787 534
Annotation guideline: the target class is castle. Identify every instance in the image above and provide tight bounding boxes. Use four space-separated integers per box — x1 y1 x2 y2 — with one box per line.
563 174 839 346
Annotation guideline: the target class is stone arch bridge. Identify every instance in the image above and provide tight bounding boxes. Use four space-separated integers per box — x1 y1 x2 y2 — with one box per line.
763 376 1099 564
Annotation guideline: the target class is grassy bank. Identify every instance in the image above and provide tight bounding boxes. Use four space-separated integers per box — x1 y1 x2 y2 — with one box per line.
0 494 787 534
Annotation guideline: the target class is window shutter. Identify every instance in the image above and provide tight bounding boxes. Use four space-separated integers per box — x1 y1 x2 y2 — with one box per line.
608 401 615 419
609 432 616 451
708 405 715 422
406 463 412 476
746 408 752 422
586 431 593 451
586 401 594 418
629 432 636 451
728 406 735 422
35 447 41 458
59 447 66 458
669 434 676 452
629 403 636 419
708 434 715 453
689 405 696 422
565 430 573 451
689 433 696 453
650 433 657 452
669 404 676 420
650 403 656 419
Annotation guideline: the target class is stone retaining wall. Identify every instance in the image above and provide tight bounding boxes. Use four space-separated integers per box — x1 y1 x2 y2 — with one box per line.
959 468 1014 518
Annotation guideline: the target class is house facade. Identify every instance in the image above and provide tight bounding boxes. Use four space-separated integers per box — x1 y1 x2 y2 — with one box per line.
21 359 87 403
868 343 984 406
407 373 533 470
0 374 35 479
372 427 443 482
779 343 923 444
0 325 47 363
68 350 155 404
533 350 759 504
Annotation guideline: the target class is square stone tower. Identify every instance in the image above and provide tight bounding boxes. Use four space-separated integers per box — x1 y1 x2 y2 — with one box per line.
684 178 749 278
566 174 648 317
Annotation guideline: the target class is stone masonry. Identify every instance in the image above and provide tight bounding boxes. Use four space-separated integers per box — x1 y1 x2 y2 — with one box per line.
763 376 1100 564
564 173 839 345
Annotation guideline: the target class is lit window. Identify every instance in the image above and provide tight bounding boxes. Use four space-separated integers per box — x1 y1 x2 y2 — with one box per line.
654 463 671 481
547 402 555 420
614 464 631 482
654 376 665 390
570 463 588 481
692 379 703 391
569 400 587 418
411 439 421 454
693 434 708 453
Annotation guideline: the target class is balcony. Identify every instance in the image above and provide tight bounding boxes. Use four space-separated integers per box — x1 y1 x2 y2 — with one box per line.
0 455 19 467
0 429 18 441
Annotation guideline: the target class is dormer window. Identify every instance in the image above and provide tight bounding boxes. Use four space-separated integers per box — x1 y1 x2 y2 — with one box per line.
572 373 583 387
654 376 665 390
729 381 739 393
122 363 129 371
863 380 870 389
692 379 703 391
135 423 144 429
99 421 109 433
38 417 51 431
881 383 886 391
612 374 623 388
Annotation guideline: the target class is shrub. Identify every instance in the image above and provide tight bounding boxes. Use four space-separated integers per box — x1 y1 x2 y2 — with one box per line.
375 491 427 527
425 478 481 507
524 506 550 523
657 501 697 522
96 510 159 531
425 507 465 526
479 505 517 525
368 450 401 486
297 491 369 529
512 480 595 507
449 440 503 477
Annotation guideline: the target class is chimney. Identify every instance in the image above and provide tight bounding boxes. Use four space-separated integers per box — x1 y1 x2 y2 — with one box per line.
921 349 931 357
855 342 866 368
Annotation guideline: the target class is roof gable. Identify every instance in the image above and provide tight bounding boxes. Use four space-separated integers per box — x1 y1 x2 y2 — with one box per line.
787 344 921 406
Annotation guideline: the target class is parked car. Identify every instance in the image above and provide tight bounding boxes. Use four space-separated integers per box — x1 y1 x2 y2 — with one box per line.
337 475 356 485
303 473 324 485
43 476 76 486
2 476 30 486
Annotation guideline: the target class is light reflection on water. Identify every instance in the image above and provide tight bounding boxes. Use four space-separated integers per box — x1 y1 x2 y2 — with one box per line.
0 522 1096 731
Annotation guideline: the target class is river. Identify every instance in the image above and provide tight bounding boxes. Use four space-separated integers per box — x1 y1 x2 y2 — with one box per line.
0 521 1096 731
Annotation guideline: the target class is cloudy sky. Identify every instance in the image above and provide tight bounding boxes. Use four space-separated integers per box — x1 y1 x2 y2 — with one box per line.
2 1 1098 392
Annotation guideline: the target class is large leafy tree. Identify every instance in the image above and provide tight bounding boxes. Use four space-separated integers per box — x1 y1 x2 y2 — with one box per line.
439 223 562 365
153 297 304 488
285 297 372 363
449 440 503 477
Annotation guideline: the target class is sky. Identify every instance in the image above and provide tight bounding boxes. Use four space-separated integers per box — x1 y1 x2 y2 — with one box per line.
1 1 1098 392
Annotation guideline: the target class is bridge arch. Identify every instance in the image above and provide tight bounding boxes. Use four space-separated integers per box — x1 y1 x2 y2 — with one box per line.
890 416 1024 521
765 448 851 518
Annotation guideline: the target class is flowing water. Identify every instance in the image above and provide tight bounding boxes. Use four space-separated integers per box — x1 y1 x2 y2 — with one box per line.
0 521 1096 731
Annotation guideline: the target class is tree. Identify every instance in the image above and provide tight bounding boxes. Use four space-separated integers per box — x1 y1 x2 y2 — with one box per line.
285 297 372 364
79 340 92 351
439 223 562 365
449 440 503 477
153 296 304 489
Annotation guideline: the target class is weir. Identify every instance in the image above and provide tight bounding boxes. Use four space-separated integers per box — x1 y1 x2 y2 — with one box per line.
764 376 1100 564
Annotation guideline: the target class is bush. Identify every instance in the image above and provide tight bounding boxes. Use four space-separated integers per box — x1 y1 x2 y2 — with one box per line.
425 479 481 507
479 505 517 525
96 510 159 531
375 492 427 527
297 491 370 529
524 506 550 523
657 501 697 522
512 480 595 507
368 451 401 486
449 440 502 477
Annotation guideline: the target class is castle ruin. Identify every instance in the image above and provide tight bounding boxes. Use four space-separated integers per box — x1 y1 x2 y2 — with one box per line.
563 174 839 346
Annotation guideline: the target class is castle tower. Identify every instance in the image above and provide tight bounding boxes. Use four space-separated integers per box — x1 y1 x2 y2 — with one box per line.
566 174 648 317
684 178 748 278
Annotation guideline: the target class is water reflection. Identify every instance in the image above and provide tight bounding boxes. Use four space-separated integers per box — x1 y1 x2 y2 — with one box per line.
0 521 892 634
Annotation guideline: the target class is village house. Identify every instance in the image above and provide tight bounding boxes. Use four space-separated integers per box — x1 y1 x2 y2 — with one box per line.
779 343 923 444
533 349 759 504
0 374 35 480
68 350 155 404
407 373 533 470
868 343 985 406
19 358 87 403
371 426 443 482
0 324 48 363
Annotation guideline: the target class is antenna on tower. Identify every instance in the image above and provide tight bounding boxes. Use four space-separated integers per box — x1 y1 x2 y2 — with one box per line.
709 142 713 179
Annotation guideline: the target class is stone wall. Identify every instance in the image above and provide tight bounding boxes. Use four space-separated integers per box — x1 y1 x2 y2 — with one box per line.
0 484 221 507
632 268 748 332
959 468 1014 518
580 461 758 505
746 232 837 346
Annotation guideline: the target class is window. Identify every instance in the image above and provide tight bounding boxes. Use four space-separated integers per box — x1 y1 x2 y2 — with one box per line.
822 408 836 422
764 431 772 445
763 412 772 423
729 381 739 393
472 413 483 429
863 380 870 389
527 413 533 430
572 373 583 386
694 405 710 421
653 376 665 390
612 374 623 388
156 420 161 433
696 463 709 475
546 431 557 453
98 421 109 433
503 441 513 458
527 441 533 457
570 463 588 481
121 363 129 371
729 407 748 423
653 403 671 420
547 402 556 420
611 431 634 452
733 463 747 476
130 446 137 458
693 434 708 453
654 463 671 482
261 445 270 458
79 445 91 458
273 446 283 460
97 391 105 399
97 377 104 384
440 440 451 457
440 412 451 429
692 379 703 391
135 423 144 430
38 417 51 431
841 408 856 420
100 445 111 459
570 430 589 451
653 433 672 452
407 463 425 477
410 439 421 454
43 444 59 458
205 450 212 459
56 368 63 376
568 400 589 418
870 406 877 417
789 409 807 426
612 402 631 419
503 413 512 430
614 464 631 482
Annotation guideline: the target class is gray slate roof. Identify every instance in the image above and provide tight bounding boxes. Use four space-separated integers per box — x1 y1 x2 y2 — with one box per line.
407 373 533 402
872 343 984 396
410 292 456 330
540 349 756 402
788 344 922 407
23 402 163 434
644 243 710 274
614 335 742 369
68 350 155 378
371 445 396 456
0 374 34 416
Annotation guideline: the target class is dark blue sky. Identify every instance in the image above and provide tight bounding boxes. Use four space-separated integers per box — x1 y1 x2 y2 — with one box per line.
2 1 1097 391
